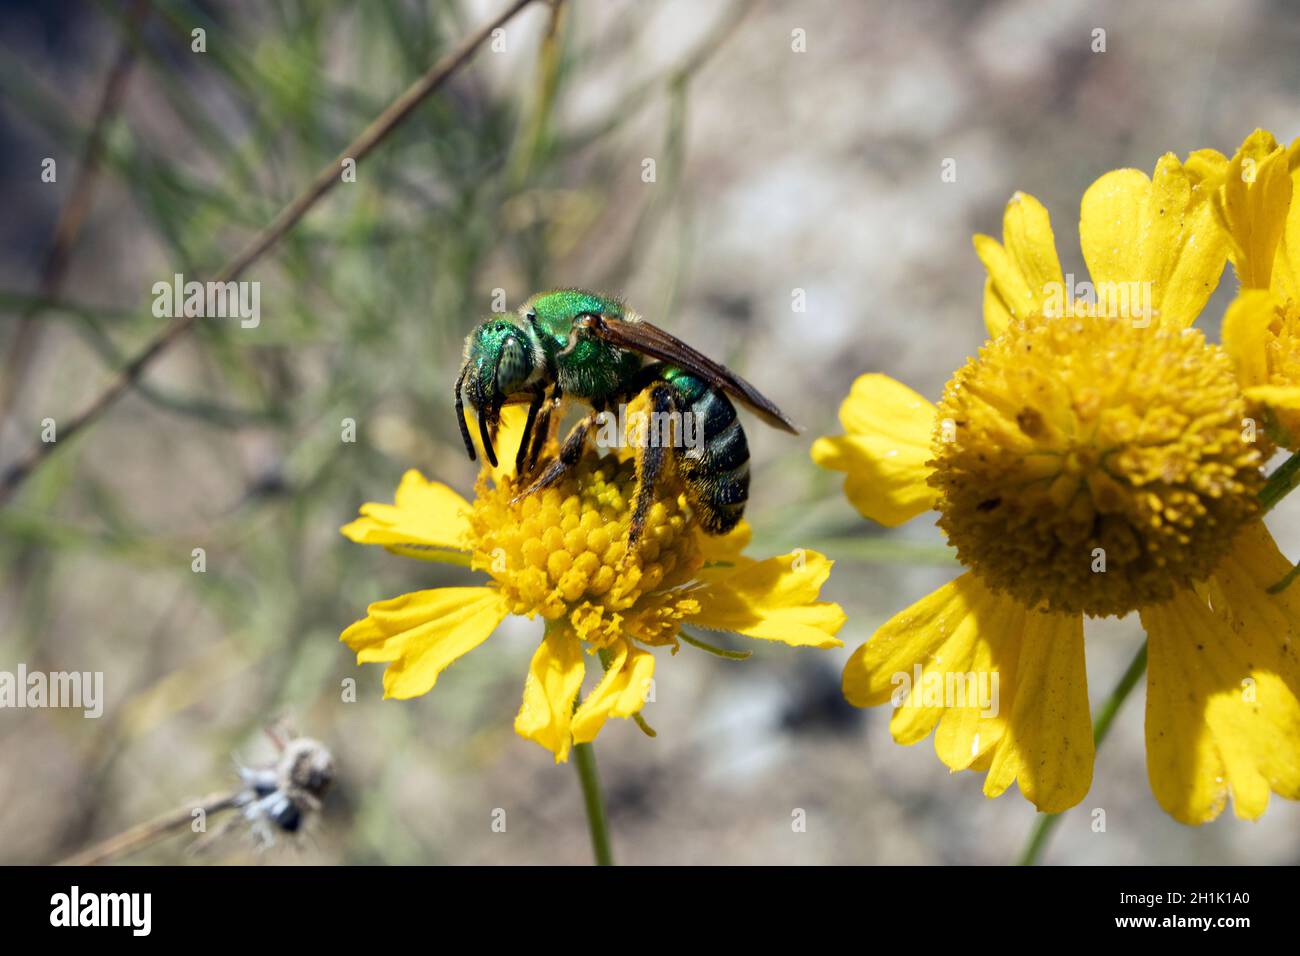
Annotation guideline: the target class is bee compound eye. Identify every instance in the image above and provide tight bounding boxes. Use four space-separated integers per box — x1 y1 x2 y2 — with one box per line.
498 335 530 392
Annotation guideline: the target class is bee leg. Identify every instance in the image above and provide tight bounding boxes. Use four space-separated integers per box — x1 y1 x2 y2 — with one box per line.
524 386 562 476
523 404 550 477
628 381 679 550
515 389 545 476
511 410 596 502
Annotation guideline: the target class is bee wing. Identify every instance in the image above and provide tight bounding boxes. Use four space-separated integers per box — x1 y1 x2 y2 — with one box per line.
584 314 799 433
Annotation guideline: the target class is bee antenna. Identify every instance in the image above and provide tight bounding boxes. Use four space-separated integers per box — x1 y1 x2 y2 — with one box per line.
454 361 476 461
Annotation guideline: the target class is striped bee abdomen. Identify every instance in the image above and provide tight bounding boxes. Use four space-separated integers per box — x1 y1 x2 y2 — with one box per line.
663 369 750 534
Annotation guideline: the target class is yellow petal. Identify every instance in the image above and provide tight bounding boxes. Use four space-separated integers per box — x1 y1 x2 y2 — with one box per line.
843 572 1092 814
844 572 997 708
811 373 938 527
931 593 1020 770
1217 129 1290 289
973 235 1026 338
341 587 509 699
1143 154 1229 328
1245 384 1300 409
341 469 472 561
690 550 845 648
1001 191 1066 316
695 520 752 566
845 573 1018 756
1273 135 1300 302
1183 148 1229 188
1221 521 1300 630
1142 527 1300 823
1080 156 1227 328
466 403 532 488
981 611 1092 813
980 276 1015 340
1080 168 1149 295
571 640 656 744
514 626 586 762
1221 288 1283 388
971 192 1064 336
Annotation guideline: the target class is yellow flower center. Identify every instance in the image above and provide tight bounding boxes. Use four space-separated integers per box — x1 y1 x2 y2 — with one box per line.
468 454 704 647
930 315 1263 617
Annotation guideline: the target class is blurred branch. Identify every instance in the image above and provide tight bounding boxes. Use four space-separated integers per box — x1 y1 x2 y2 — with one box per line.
0 291 279 425
509 0 567 186
0 0 151 445
509 0 569 286
58 790 238 866
593 0 750 296
560 0 753 148
0 0 541 506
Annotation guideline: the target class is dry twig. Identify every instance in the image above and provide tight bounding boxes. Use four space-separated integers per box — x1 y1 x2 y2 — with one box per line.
0 0 540 505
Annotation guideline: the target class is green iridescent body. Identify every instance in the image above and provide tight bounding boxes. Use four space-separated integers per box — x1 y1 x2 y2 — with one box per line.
455 289 797 543
530 290 643 405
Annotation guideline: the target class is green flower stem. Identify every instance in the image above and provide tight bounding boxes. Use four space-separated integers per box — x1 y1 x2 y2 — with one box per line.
1017 640 1148 866
1255 451 1300 591
573 740 614 866
1260 449 1300 513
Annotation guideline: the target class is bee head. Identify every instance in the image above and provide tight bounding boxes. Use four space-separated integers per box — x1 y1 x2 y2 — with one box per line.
455 318 537 467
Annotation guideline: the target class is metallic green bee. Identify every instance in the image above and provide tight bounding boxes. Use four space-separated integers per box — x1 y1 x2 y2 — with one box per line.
455 289 797 546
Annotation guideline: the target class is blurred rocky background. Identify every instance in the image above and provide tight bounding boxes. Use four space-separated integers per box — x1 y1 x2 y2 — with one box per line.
2 0 1299 864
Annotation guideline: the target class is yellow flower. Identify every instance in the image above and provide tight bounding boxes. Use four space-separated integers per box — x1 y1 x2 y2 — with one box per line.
1215 129 1300 447
342 407 845 762
814 153 1300 823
